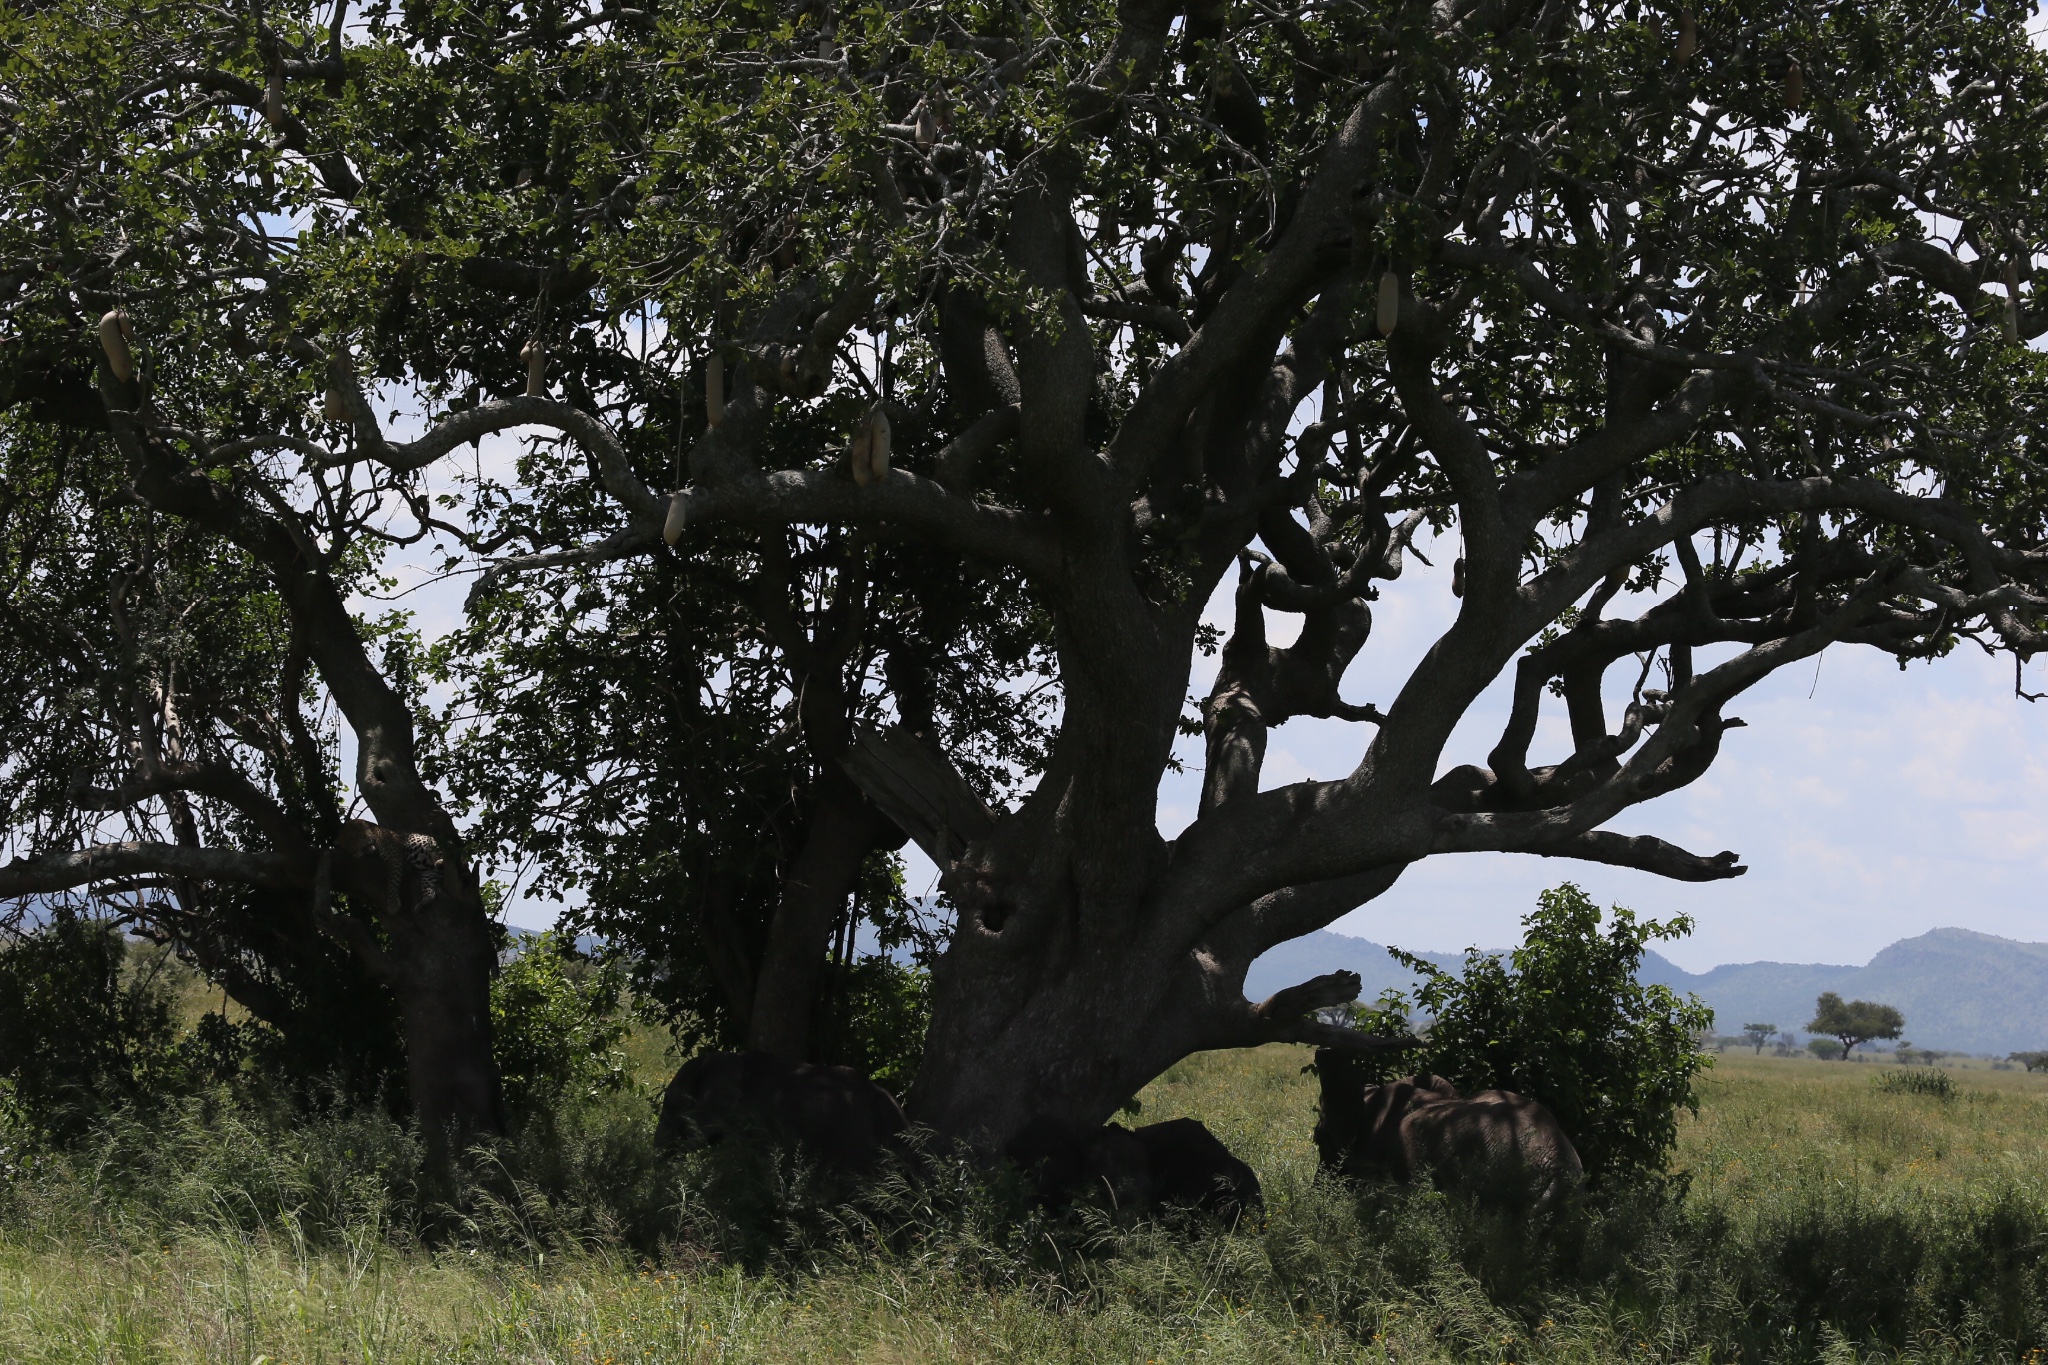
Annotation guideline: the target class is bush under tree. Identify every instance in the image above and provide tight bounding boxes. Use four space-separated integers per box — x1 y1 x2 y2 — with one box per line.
0 911 183 1141
489 932 632 1122
1348 883 1714 1182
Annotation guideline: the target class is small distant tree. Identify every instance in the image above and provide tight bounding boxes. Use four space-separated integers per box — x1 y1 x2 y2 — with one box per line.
2010 1052 2048 1073
1774 1032 1799 1057
1743 1023 1777 1056
1809 1038 1846 1061
1807 993 1904 1062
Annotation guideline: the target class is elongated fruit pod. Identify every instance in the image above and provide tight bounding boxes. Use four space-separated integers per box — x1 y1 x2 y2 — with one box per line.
663 491 689 545
1452 556 1466 599
264 69 285 129
1376 271 1399 337
522 338 546 397
850 423 873 485
98 309 135 382
914 104 939 150
1784 60 1803 110
705 354 725 429
1674 11 1696 66
324 382 350 423
2007 260 2023 343
865 407 891 480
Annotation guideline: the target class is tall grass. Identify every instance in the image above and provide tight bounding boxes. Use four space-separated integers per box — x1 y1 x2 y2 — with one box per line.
5 1050 2048 1362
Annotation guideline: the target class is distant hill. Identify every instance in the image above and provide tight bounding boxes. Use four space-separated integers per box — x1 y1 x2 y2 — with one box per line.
503 924 605 957
1244 931 1476 1011
1246 926 2048 1056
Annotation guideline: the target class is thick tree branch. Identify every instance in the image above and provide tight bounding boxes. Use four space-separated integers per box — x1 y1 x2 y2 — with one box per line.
0 842 304 897
1106 75 1403 495
331 381 664 525
1525 830 1746 881
667 467 1061 579
70 760 313 869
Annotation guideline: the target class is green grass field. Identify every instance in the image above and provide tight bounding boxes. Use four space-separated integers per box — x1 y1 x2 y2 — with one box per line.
6 1047 2048 1364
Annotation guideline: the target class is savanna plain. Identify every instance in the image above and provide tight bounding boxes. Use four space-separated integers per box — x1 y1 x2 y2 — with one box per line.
6 1044 2048 1365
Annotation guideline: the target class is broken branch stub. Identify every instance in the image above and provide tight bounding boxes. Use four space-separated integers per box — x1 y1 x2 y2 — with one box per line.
839 724 996 863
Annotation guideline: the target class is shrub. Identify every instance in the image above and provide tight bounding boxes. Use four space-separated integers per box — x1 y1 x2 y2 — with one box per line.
1809 1038 1845 1061
491 932 630 1120
1875 1069 1956 1100
823 956 930 1097
0 911 184 1141
1347 882 1715 1182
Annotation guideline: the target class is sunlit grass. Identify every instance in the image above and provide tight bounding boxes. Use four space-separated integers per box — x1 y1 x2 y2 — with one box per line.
5 1047 2048 1362
1678 1053 2048 1206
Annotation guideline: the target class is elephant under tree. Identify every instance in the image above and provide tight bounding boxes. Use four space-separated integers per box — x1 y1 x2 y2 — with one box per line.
1 0 2045 1148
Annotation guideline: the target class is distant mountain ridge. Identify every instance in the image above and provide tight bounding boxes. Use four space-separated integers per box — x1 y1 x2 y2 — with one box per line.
1245 926 2048 1056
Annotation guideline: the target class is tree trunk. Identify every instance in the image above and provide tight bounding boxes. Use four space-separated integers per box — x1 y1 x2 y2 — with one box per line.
333 822 505 1140
746 770 891 1059
913 922 1222 1144
386 902 503 1140
112 409 511 1139
909 849 1379 1147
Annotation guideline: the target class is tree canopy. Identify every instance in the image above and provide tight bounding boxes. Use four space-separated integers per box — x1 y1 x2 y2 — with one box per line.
2 0 2046 1144
1807 992 1905 1059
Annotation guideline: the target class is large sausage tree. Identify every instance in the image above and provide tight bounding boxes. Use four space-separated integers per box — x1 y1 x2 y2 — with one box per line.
3 0 2046 1148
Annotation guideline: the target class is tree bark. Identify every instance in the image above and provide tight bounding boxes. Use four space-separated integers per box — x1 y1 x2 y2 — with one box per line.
331 821 505 1138
746 770 893 1059
386 909 503 1139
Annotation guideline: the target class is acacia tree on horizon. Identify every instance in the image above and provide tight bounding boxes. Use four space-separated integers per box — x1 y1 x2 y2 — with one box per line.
1807 992 1904 1061
3 0 2046 1146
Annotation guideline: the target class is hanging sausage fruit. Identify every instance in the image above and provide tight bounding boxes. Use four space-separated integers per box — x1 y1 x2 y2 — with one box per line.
849 406 891 485
1673 11 1696 67
97 310 135 382
521 338 546 397
263 68 286 129
705 354 726 430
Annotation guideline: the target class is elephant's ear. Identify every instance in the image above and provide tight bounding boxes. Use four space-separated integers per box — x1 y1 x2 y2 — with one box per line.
1361 1080 1412 1133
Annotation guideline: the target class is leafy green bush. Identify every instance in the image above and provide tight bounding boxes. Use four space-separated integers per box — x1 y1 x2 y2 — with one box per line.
491 932 631 1120
1875 1069 1956 1100
824 956 930 1098
0 911 185 1141
1348 883 1714 1182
